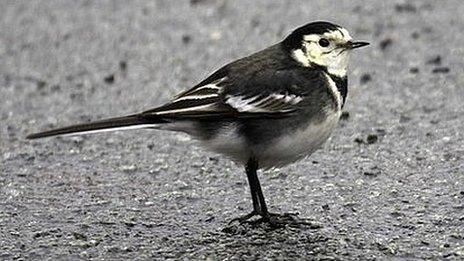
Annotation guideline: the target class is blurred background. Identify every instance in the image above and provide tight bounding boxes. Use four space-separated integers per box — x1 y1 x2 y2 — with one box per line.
1 0 463 259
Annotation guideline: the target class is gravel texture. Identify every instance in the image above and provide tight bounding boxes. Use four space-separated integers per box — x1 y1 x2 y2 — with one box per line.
1 0 463 260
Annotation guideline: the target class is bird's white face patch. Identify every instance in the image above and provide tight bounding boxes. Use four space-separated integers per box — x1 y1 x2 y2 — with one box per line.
291 27 353 77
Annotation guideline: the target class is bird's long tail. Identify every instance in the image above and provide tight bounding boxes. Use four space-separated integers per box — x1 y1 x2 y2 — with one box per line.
26 114 167 139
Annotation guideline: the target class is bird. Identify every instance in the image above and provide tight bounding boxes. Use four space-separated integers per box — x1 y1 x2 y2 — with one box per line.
27 21 369 225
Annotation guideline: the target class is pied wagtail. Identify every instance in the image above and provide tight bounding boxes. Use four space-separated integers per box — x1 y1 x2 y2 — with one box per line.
27 21 369 224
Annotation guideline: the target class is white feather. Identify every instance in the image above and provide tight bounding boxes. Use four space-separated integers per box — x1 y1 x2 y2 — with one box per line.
154 104 217 115
59 124 158 137
226 96 268 112
173 94 218 102
225 93 303 113
195 83 222 91
292 49 310 67
323 73 342 110
269 93 302 104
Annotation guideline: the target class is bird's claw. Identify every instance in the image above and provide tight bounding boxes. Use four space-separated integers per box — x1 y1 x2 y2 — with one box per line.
227 210 261 225
227 211 316 228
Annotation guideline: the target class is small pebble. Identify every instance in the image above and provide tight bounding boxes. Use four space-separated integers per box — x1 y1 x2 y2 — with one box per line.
190 0 207 5
120 165 137 172
354 137 364 144
360 73 372 84
366 134 378 144
400 115 412 123
119 61 127 72
432 67 450 74
411 31 420 39
182 34 192 44
363 166 381 176
210 31 222 40
379 38 393 50
354 134 378 144
395 3 417 13
250 18 260 28
36 80 47 90
51 84 61 92
73 232 87 241
427 55 441 65
104 74 115 84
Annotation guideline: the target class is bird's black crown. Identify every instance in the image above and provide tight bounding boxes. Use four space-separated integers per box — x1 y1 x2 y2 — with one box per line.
283 21 341 50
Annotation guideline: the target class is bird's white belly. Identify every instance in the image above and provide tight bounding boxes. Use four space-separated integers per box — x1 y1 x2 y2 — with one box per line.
196 110 341 168
199 122 250 163
258 110 342 168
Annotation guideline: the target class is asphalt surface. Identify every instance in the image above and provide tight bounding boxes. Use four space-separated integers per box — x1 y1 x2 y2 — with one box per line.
1 0 463 260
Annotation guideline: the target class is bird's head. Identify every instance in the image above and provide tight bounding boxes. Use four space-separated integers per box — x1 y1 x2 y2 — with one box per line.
283 21 369 77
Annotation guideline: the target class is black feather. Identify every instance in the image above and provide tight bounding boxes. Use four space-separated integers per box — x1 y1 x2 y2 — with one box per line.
26 114 166 139
282 21 341 50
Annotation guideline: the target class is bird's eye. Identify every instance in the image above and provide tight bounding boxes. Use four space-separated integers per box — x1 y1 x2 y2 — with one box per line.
318 38 330 47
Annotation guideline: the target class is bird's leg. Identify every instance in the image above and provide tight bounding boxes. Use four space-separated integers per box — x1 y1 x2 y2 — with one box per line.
228 157 270 224
246 158 270 220
227 158 311 228
247 161 306 225
247 163 261 215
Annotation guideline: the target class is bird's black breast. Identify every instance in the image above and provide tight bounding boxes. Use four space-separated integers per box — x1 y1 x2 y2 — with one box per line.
327 74 348 108
305 63 348 108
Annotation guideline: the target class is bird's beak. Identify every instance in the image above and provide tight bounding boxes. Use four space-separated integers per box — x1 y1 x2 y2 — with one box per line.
345 41 370 50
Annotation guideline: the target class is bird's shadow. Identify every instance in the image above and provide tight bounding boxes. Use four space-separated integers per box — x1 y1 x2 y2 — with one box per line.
222 213 323 233
190 218 337 258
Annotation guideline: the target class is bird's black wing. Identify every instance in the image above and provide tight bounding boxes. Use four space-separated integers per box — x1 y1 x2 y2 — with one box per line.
142 66 327 120
27 47 329 139
27 68 327 139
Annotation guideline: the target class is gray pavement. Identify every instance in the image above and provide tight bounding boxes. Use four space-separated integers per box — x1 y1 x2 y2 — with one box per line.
1 0 463 259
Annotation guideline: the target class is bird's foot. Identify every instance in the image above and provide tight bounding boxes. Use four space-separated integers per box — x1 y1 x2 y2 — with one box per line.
227 211 319 229
264 212 317 228
227 210 261 225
